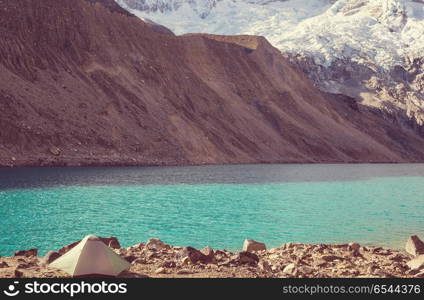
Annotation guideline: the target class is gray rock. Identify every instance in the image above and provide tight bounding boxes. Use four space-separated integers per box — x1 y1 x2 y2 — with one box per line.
200 246 214 257
348 243 361 253
405 235 424 256
177 247 211 264
232 251 259 265
145 238 168 251
243 239 266 252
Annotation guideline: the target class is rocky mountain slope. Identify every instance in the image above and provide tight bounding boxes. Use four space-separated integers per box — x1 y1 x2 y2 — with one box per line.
1 0 424 167
117 0 424 127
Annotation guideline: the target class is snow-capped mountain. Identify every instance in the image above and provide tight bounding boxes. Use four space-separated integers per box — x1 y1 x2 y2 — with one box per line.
116 0 424 125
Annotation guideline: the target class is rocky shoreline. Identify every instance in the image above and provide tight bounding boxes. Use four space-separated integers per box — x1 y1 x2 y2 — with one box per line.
2 236 424 278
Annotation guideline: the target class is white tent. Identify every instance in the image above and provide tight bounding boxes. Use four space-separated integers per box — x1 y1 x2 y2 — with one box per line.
49 235 130 277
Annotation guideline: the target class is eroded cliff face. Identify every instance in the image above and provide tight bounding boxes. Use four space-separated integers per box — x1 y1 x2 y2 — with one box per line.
1 0 424 168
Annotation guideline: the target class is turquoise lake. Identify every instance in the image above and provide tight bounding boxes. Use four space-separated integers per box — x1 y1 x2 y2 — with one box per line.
1 164 424 256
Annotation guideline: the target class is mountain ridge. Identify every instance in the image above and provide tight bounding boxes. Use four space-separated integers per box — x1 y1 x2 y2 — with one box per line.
2 0 424 167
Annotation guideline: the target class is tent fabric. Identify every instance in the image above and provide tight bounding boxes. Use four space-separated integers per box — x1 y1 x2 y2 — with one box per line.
49 235 130 277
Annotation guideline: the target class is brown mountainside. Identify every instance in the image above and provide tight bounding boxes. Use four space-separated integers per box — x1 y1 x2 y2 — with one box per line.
1 0 424 167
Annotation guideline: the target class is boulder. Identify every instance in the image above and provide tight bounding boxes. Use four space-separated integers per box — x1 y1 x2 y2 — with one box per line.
405 235 424 256
200 246 214 257
0 261 9 268
348 242 360 256
176 247 211 264
145 238 168 251
200 246 216 264
40 251 61 266
232 251 259 265
243 239 266 252
283 263 298 276
407 255 424 271
14 248 38 257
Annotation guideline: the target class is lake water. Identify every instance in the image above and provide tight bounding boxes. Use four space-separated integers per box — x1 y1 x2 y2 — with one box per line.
1 164 424 256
